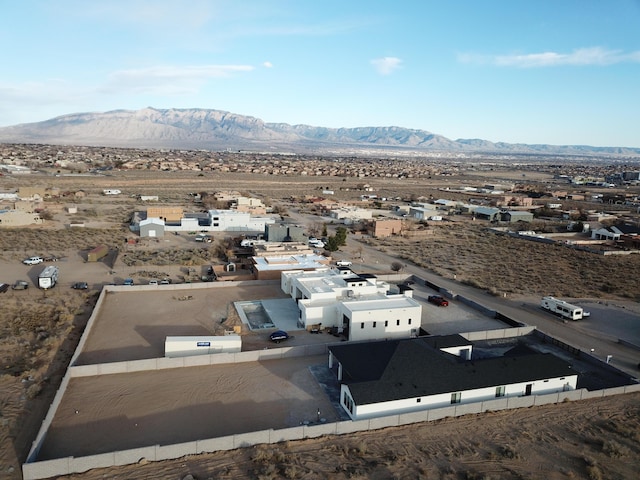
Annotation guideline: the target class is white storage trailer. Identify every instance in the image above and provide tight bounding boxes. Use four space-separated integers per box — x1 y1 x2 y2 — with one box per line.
164 335 242 358
38 265 59 289
540 296 588 321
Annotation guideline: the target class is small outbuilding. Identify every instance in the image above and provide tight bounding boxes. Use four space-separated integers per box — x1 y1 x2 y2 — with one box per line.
139 217 165 238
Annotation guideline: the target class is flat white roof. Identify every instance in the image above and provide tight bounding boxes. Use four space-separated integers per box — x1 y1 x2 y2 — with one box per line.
341 295 421 312
252 255 328 271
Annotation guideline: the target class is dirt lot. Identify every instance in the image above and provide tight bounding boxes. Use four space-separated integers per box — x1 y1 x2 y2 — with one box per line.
37 393 640 480
2 167 640 480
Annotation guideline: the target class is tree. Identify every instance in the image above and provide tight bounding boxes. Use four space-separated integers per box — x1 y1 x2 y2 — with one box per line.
335 226 348 246
324 236 340 252
322 223 328 237
390 262 403 272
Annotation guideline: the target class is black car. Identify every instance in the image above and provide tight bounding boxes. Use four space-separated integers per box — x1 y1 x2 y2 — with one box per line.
0 283 9 293
269 330 290 343
72 282 89 290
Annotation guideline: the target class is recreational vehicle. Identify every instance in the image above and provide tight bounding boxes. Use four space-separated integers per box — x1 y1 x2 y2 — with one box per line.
540 296 589 321
38 265 59 289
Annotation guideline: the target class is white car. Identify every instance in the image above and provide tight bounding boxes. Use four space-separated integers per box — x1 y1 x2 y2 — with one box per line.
336 260 352 267
23 256 44 265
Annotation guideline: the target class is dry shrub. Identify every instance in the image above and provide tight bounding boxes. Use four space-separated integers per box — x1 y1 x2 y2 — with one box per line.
586 465 603 480
602 439 629 458
500 444 520 459
25 383 42 399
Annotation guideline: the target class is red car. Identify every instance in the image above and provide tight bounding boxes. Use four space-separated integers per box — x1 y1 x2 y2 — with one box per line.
428 295 449 307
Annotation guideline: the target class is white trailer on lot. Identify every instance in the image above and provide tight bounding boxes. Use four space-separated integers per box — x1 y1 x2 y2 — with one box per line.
540 296 588 321
38 265 59 289
164 335 242 358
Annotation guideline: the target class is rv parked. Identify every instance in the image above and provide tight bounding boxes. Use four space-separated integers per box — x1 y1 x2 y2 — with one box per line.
38 265 59 289
540 296 589 321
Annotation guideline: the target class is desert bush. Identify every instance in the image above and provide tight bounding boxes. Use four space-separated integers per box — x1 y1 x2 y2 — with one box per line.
586 465 603 480
26 383 42 399
500 444 520 459
602 439 629 458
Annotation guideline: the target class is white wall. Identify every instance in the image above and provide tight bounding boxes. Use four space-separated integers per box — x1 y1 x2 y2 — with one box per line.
165 336 241 357
299 302 339 328
344 375 578 420
345 305 421 342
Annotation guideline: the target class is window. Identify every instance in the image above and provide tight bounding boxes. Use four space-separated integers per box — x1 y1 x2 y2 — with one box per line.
495 386 505 398
408 318 412 325
373 321 377 328
396 319 400 326
416 398 421 403
451 392 461 404
385 320 388 327
360 322 364 329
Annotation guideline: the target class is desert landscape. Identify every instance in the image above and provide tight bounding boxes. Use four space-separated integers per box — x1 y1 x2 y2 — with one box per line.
1 149 639 480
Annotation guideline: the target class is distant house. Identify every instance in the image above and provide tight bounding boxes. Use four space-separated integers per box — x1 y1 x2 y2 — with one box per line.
472 207 501 221
265 223 305 242
371 218 403 238
328 336 577 420
500 211 534 223
591 226 623 241
0 209 44 227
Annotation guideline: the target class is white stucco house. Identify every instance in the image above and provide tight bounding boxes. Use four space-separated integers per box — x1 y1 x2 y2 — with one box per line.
329 335 578 420
281 268 421 339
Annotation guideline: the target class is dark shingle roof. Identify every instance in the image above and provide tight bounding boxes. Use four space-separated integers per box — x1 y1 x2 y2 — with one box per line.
330 337 575 405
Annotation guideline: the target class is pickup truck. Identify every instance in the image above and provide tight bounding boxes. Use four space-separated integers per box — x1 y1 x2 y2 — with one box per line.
336 260 353 267
23 256 44 265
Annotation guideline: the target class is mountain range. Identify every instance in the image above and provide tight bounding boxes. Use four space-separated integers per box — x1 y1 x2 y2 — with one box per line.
0 107 638 157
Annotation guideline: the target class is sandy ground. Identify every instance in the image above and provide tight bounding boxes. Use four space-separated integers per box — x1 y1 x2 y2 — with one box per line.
39 392 640 480
38 354 339 460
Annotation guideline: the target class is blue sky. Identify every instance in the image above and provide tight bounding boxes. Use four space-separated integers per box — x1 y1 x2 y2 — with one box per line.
1 0 639 147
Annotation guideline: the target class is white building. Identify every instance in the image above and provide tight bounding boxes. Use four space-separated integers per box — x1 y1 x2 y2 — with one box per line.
329 335 578 420
329 207 373 224
281 269 421 340
206 209 275 233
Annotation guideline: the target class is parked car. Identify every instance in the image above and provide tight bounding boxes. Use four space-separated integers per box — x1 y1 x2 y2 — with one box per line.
0 283 9 293
44 256 59 262
336 260 353 267
428 295 449 307
269 330 290 343
123 278 134 286
23 256 44 265
12 280 29 290
148 279 159 286
160 278 171 285
72 282 88 290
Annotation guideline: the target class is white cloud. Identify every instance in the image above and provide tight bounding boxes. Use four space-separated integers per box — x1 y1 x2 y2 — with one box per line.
263 61 273 68
458 47 640 68
371 57 402 75
99 64 255 95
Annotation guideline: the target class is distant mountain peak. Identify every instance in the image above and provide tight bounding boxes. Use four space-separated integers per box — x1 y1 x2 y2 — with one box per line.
0 107 638 157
